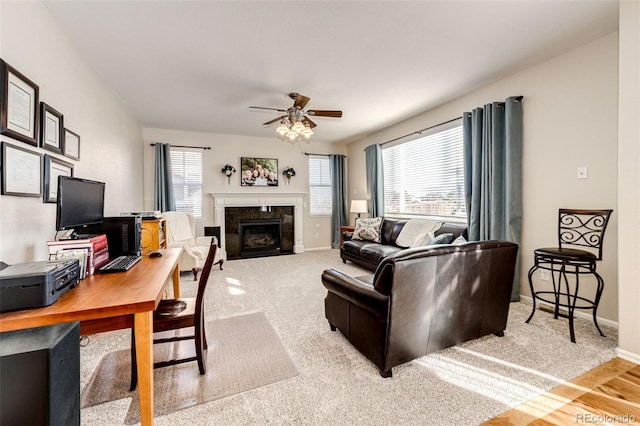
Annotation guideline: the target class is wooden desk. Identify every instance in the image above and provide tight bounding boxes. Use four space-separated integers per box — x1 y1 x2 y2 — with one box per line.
0 248 182 426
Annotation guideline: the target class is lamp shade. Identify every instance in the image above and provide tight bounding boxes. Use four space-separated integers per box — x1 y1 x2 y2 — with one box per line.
350 199 368 214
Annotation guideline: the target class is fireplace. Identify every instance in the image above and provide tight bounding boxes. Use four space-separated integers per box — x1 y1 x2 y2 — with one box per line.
222 206 294 259
239 219 282 258
210 192 306 261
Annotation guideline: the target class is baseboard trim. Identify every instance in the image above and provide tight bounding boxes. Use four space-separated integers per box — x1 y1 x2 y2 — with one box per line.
518 295 619 329
304 246 333 252
615 348 640 364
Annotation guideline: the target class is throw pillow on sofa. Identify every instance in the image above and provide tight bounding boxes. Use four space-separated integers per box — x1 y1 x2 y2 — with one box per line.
395 219 443 248
411 231 456 248
452 235 467 245
410 231 433 248
428 233 455 245
352 217 383 243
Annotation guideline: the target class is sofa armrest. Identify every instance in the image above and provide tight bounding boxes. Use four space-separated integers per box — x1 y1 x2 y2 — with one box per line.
322 269 389 316
343 231 353 242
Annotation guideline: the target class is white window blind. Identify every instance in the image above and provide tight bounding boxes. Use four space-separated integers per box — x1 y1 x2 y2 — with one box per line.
170 149 203 218
382 121 465 218
308 155 333 215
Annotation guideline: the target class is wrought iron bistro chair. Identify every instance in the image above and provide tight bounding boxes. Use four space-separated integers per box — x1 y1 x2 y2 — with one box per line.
129 240 217 390
526 209 613 343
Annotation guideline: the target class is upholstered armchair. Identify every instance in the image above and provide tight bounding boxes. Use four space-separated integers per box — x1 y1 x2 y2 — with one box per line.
163 211 223 280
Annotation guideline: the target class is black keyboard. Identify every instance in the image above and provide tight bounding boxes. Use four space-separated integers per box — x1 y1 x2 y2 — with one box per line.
99 255 141 273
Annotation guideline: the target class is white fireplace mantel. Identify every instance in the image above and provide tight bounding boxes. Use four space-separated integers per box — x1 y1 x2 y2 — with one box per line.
210 193 307 257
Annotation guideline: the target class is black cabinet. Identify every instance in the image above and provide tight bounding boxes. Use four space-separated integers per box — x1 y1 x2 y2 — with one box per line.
0 322 80 426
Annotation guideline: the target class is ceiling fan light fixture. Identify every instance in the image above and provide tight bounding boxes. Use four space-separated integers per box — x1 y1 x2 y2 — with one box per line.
292 120 305 134
276 121 288 137
301 125 313 140
250 93 341 144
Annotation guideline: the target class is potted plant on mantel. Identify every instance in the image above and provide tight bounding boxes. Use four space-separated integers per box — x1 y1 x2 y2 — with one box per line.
282 167 296 184
221 164 236 184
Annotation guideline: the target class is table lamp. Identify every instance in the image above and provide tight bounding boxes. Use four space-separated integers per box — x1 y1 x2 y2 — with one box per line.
350 200 368 224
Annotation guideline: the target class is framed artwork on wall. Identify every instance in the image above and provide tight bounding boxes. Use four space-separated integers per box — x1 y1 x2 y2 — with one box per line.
63 128 80 160
1 141 42 197
43 154 73 203
40 102 64 154
240 157 279 187
0 59 40 146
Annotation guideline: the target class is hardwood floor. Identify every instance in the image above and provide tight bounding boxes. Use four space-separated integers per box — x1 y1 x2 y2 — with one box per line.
484 357 640 425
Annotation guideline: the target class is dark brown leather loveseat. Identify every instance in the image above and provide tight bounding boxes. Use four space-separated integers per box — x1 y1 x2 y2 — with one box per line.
341 218 468 271
323 240 519 377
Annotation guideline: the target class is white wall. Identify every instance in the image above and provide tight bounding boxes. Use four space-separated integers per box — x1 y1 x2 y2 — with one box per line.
616 1 640 362
141 128 347 249
347 33 620 322
0 2 142 263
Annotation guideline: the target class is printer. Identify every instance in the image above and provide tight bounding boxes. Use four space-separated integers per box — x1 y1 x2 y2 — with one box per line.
0 259 80 313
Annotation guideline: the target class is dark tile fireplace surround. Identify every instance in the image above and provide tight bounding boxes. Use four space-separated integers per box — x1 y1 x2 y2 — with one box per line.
225 206 294 259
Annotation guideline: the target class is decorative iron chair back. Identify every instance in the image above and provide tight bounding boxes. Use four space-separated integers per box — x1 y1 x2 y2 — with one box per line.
557 209 613 260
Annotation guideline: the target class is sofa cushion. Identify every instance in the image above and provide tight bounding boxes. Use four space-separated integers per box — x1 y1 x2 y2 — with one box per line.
395 219 442 248
342 239 379 256
352 217 383 243
381 219 406 245
360 245 403 264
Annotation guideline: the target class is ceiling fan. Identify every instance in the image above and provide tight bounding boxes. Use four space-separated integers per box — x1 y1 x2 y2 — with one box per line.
249 93 342 141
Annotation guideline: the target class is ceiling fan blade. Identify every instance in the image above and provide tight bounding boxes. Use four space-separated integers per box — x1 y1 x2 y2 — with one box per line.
307 110 343 118
302 117 317 128
250 106 287 112
293 94 311 109
262 115 286 126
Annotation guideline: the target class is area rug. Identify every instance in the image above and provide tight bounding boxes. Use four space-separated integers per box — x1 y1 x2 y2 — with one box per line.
80 312 298 424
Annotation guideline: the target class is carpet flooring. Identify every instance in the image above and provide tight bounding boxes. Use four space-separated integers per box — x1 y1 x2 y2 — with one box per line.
81 312 298 424
78 249 618 425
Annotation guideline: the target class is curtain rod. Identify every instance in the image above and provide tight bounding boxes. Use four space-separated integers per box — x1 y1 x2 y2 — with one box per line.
373 95 524 149
376 116 462 148
304 152 346 157
150 143 211 150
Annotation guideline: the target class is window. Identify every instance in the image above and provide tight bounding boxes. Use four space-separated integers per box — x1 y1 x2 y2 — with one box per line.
382 121 465 219
308 155 332 215
170 149 203 218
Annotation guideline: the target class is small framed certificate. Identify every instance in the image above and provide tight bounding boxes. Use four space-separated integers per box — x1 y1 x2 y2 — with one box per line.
1 141 42 197
40 102 64 154
0 60 40 146
43 154 74 203
64 128 80 160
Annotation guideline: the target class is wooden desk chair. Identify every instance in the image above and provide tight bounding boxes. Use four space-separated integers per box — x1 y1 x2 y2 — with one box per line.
526 208 612 343
130 240 218 390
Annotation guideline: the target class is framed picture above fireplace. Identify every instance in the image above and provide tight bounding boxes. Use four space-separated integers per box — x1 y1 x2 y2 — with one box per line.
241 157 279 187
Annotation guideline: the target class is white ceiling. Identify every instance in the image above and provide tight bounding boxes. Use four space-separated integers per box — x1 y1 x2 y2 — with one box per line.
44 1 618 144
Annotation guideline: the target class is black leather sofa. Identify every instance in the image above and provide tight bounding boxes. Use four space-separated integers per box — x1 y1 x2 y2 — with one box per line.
341 218 468 271
323 240 519 377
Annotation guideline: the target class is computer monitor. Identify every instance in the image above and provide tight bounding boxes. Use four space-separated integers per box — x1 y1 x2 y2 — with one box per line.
56 176 105 235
